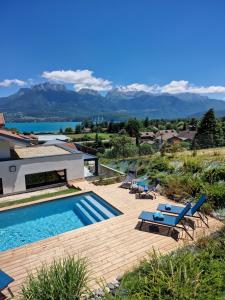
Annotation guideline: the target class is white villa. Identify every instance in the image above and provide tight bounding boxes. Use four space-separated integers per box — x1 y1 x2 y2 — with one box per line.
0 113 95 195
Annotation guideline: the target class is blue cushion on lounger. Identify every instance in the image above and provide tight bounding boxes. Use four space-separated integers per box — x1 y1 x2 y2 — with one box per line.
165 204 172 210
0 270 14 290
153 212 164 221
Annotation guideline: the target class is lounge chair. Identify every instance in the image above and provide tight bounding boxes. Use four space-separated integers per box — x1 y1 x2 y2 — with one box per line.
120 171 136 189
0 270 14 297
130 177 149 193
138 203 194 240
157 195 208 228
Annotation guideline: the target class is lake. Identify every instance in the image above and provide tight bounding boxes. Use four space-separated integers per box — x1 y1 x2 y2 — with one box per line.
5 122 81 133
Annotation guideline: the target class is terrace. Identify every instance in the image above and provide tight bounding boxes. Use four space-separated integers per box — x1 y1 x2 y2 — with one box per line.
0 181 222 299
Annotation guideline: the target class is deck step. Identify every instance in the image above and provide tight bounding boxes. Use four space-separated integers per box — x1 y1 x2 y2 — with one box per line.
80 199 105 222
74 203 97 225
84 195 114 219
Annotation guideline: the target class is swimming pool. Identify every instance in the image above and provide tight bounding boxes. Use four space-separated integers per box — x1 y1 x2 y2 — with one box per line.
0 192 122 251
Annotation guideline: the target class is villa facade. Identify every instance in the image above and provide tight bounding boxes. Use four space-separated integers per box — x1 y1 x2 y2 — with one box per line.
0 113 85 195
0 144 84 195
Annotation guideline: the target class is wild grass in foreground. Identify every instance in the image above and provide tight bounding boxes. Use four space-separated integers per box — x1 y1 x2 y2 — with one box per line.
0 187 79 209
20 256 89 300
104 226 225 300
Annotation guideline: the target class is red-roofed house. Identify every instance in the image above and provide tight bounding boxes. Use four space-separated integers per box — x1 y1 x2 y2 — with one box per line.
167 130 197 144
155 130 178 143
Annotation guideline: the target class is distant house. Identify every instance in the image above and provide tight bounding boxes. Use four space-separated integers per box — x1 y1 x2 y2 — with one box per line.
155 130 178 143
168 130 197 144
140 131 155 141
0 113 5 128
177 130 197 142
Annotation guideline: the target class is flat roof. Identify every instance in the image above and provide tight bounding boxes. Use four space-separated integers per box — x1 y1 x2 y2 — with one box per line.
15 145 71 159
37 135 69 142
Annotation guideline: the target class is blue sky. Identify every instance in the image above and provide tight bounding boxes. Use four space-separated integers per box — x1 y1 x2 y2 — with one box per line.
0 0 225 98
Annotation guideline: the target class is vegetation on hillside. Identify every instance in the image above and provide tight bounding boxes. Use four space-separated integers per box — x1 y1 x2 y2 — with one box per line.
103 227 225 300
107 148 225 212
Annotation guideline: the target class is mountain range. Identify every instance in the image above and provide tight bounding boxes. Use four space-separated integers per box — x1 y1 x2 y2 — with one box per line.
1 82 225 121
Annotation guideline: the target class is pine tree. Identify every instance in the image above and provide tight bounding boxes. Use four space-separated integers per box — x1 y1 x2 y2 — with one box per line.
214 121 224 147
125 118 141 146
143 117 149 128
194 108 217 149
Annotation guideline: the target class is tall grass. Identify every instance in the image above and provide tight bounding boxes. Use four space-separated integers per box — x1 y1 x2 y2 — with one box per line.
21 256 89 300
104 227 225 300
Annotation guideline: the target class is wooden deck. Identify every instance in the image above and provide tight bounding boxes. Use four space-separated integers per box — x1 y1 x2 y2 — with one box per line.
0 181 222 299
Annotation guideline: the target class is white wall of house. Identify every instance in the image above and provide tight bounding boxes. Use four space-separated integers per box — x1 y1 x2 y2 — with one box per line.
0 153 84 195
0 140 10 160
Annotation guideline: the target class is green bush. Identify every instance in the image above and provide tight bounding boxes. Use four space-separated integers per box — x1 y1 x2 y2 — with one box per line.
148 157 173 173
139 143 154 155
203 182 225 208
104 227 225 300
202 166 225 184
162 174 205 200
21 256 89 300
182 158 203 174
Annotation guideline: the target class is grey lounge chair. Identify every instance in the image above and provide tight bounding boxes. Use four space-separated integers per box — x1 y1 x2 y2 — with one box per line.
157 195 208 228
120 171 136 189
138 203 194 240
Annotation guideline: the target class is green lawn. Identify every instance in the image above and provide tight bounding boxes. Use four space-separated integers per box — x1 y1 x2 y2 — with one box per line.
67 133 115 140
0 187 79 209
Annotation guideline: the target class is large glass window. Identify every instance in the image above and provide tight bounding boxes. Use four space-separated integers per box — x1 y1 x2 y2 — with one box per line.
25 170 67 189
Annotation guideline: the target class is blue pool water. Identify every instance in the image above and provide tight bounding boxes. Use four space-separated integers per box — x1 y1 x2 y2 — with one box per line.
0 192 121 251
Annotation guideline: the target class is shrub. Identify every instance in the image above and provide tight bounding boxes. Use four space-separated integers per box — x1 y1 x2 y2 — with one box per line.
139 143 154 155
203 182 225 208
161 174 205 200
202 166 225 184
137 166 148 176
148 157 173 173
21 256 89 300
182 158 203 174
104 227 225 300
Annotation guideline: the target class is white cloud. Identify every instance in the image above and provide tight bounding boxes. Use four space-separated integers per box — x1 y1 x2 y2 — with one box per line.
42 69 112 91
0 79 26 87
160 80 190 93
119 80 225 95
118 83 157 93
